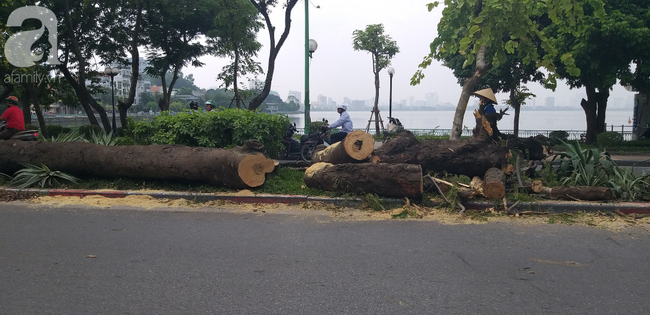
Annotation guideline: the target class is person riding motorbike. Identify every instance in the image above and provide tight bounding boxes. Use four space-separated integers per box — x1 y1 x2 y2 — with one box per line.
0 96 25 140
205 100 215 111
328 104 353 144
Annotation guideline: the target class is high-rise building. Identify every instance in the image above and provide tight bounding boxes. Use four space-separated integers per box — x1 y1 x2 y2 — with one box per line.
425 92 439 107
288 90 302 104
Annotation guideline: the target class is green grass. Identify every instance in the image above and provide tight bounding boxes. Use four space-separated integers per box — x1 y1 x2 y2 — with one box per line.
253 167 333 196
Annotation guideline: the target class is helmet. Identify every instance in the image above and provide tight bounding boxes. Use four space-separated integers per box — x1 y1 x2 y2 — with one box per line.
6 96 18 105
189 100 199 110
337 104 347 111
205 100 215 106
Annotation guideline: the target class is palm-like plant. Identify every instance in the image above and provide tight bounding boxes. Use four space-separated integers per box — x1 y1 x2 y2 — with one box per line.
607 167 650 201
552 140 616 186
10 163 80 189
84 130 117 146
49 131 83 142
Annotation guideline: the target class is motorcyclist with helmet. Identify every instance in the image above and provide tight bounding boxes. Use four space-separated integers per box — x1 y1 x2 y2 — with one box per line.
0 96 25 140
328 104 353 144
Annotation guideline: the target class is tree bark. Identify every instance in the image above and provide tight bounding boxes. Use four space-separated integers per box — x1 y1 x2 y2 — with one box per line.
0 140 275 189
450 45 491 140
483 168 506 199
372 130 509 177
247 0 298 111
540 186 614 201
304 162 423 199
312 130 374 164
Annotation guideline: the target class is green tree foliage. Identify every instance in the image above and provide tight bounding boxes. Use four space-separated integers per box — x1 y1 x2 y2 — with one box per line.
247 0 299 111
414 0 605 140
352 24 399 136
208 0 264 109
143 0 217 111
127 109 289 157
552 0 650 143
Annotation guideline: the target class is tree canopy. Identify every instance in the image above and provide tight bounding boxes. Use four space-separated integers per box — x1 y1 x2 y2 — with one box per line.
414 0 605 140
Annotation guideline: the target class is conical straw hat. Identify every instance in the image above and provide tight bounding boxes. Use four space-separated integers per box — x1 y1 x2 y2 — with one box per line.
473 88 497 103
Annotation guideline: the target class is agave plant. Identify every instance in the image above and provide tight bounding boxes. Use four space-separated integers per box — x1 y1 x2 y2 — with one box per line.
10 163 80 189
551 140 617 186
49 131 83 142
607 167 650 201
84 129 117 146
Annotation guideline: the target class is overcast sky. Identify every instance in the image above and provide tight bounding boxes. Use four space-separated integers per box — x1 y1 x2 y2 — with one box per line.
183 0 634 107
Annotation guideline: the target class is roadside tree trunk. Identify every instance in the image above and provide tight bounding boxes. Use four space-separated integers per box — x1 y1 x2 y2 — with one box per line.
312 130 374 164
0 140 275 188
450 45 491 140
540 186 614 201
304 163 423 199
372 130 509 177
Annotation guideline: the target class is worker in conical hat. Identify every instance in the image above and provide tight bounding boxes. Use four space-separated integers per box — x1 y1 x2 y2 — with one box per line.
472 88 507 140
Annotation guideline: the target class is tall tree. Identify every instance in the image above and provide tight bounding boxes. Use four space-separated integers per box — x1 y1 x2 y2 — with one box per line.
144 0 216 111
44 0 113 131
247 0 299 111
413 0 604 140
208 0 263 109
352 24 400 136
98 0 146 129
553 0 650 143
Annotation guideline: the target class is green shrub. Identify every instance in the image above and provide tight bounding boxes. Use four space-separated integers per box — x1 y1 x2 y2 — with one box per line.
78 124 103 139
25 123 40 131
309 120 328 133
596 131 623 149
549 130 569 144
127 109 289 157
46 125 71 138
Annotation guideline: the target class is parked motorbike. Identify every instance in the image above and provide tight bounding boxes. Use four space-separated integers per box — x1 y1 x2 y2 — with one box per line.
279 119 330 162
0 121 39 141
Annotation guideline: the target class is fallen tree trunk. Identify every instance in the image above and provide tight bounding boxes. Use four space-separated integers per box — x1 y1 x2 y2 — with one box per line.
304 162 423 198
521 180 543 193
540 186 614 201
372 130 509 177
312 130 374 164
483 168 506 199
0 140 275 188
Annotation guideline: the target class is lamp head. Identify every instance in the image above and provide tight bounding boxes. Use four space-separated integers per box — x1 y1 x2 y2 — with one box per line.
387 67 395 76
308 39 318 54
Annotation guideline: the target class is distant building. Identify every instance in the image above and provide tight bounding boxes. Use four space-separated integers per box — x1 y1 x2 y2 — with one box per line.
545 97 555 107
288 90 302 104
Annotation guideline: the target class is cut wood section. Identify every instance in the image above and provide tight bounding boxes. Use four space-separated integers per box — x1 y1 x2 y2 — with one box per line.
521 180 543 193
540 186 614 201
483 168 506 199
372 130 509 177
0 140 275 188
312 130 374 164
304 162 423 198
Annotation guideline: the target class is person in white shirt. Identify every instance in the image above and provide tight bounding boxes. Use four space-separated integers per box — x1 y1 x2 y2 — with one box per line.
328 104 353 144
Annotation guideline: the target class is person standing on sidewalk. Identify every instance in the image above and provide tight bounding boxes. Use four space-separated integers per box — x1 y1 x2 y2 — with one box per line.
328 104 353 144
0 96 25 140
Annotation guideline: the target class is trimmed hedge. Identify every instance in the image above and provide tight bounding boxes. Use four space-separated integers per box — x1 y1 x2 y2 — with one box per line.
46 125 72 138
597 131 623 149
126 109 289 157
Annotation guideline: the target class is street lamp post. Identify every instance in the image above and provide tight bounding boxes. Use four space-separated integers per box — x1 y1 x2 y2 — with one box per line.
104 66 120 133
304 0 318 134
387 67 394 118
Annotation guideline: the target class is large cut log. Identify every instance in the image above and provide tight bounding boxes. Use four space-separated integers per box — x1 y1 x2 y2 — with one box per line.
540 186 614 201
372 130 509 177
0 140 275 188
483 168 506 199
312 130 374 164
304 162 423 198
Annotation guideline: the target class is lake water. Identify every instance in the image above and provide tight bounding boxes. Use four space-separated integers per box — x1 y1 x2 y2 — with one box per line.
286 110 635 132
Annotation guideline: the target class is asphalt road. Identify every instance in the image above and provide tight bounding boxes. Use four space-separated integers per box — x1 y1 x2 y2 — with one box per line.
1 203 649 314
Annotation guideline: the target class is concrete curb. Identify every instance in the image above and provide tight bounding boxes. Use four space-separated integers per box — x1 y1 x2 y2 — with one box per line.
6 188 650 215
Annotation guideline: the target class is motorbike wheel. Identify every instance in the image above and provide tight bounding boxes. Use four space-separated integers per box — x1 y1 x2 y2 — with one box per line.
279 147 288 160
300 144 315 162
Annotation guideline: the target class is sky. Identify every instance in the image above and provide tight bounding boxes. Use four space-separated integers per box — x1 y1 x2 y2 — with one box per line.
183 0 635 108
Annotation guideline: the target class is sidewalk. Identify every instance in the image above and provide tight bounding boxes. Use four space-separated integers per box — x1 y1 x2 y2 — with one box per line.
5 187 650 215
